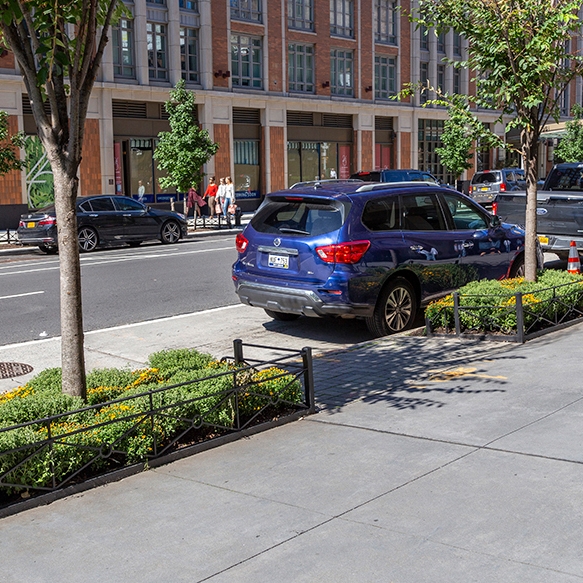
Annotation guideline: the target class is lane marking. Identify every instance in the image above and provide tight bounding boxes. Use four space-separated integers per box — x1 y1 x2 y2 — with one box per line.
0 290 45 300
0 245 235 276
0 303 241 350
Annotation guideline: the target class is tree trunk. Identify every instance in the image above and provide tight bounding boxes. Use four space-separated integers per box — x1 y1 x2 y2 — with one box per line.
522 129 539 282
52 166 86 399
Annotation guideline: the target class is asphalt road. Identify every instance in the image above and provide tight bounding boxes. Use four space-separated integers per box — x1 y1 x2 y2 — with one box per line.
0 237 239 346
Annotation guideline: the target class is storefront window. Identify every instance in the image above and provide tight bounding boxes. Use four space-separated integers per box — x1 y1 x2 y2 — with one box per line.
287 141 350 184
234 139 260 199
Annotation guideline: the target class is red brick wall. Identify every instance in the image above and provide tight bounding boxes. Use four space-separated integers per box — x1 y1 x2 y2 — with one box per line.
0 115 23 204
213 124 231 178
266 0 282 90
361 130 374 171
269 126 285 191
211 1 229 88
399 0 411 102
0 49 15 69
79 119 102 195
400 132 411 168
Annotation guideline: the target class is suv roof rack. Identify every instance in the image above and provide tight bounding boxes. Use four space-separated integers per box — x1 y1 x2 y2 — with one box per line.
290 179 364 190
355 181 440 192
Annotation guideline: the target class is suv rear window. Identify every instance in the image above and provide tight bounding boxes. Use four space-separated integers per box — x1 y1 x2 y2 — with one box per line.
251 199 347 236
545 166 583 191
471 172 501 184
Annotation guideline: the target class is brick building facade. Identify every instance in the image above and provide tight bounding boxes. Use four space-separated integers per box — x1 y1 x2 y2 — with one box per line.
0 0 579 221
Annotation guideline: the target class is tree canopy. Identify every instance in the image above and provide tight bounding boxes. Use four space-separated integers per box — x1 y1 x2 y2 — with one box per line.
155 80 219 193
553 104 583 163
412 0 583 280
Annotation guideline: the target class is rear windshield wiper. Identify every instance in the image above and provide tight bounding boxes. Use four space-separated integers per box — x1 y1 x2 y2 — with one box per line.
279 227 310 235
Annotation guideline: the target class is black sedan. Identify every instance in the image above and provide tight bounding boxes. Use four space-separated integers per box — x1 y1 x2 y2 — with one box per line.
17 195 188 253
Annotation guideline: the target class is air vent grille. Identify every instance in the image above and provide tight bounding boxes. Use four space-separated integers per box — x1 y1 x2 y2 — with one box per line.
233 108 260 125
287 111 314 126
112 100 148 118
322 113 353 128
375 116 394 131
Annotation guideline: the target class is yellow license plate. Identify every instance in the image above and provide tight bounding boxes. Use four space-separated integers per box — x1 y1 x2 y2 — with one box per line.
480 187 489 191
538 235 549 245
27 222 35 228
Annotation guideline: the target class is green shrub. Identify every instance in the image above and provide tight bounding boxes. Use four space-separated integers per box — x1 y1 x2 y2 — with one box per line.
426 270 583 334
148 348 214 379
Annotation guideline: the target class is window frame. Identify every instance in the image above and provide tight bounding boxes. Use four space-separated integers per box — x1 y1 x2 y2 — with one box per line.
231 34 263 89
374 55 397 99
330 0 354 38
231 0 262 23
288 43 315 93
180 27 200 83
375 0 398 45
330 48 354 96
288 0 314 31
112 17 136 79
147 22 168 81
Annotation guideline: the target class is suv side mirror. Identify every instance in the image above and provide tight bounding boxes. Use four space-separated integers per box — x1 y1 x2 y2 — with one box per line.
490 214 501 228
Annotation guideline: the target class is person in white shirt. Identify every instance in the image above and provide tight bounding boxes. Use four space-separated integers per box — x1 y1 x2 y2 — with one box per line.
223 176 235 221
216 177 226 215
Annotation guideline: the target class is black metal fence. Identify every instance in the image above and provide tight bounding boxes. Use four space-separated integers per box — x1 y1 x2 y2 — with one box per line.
0 230 19 245
426 280 583 342
0 340 315 502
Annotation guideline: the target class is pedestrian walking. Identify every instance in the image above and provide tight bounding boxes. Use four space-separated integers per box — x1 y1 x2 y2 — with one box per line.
216 177 226 216
204 176 218 218
223 176 235 223
187 186 206 218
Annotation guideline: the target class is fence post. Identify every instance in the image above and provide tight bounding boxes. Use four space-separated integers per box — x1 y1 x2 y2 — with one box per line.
454 292 461 336
149 392 157 457
425 315 433 337
301 347 316 414
516 292 524 343
233 338 244 365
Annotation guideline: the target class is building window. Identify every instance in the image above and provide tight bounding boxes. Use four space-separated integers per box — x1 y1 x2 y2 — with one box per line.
420 25 428 51
180 27 199 83
375 0 397 45
288 44 314 93
437 32 446 54
112 18 135 79
179 0 198 9
147 23 168 81
231 35 263 89
147 0 165 4
437 64 445 93
231 0 262 23
288 0 314 30
453 32 462 57
418 119 455 185
331 49 354 96
234 140 260 198
330 0 354 38
420 61 428 103
375 55 396 99
453 67 461 94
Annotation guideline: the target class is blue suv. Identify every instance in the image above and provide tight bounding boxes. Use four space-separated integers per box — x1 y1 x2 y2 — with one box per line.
232 181 529 337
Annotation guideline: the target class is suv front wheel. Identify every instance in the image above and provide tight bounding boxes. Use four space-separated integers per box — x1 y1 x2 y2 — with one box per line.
366 278 417 337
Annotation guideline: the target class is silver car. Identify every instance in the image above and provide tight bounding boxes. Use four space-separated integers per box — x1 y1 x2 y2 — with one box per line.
470 168 526 208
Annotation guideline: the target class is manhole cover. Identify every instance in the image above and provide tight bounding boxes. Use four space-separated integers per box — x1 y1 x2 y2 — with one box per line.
0 362 34 379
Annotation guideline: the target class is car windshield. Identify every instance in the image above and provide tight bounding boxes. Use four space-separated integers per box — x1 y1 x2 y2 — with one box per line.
251 199 346 236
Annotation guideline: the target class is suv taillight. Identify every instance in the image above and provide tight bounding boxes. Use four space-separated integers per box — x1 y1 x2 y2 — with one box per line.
235 232 249 253
492 202 498 216
315 240 370 264
38 216 56 226
500 183 506 192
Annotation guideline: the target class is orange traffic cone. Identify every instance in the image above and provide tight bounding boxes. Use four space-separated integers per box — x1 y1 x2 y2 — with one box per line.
567 240 581 274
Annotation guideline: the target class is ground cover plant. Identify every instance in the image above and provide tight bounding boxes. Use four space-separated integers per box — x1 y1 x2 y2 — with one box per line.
0 349 303 498
425 270 583 334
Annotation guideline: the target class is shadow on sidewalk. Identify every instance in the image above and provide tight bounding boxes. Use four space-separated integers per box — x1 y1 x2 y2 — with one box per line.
313 336 524 412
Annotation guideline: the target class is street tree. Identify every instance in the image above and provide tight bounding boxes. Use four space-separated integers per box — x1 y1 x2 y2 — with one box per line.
0 0 124 398
553 104 583 163
154 80 219 197
0 110 25 175
413 0 583 281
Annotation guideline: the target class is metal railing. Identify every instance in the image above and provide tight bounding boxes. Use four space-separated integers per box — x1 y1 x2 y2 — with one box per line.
426 280 583 343
0 230 19 245
0 340 315 499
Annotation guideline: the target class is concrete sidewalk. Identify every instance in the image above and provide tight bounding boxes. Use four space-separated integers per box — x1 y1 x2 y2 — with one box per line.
1 320 583 582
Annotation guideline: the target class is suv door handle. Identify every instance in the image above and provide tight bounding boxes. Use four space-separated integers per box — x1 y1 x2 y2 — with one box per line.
123 214 132 217
462 241 474 248
410 245 423 251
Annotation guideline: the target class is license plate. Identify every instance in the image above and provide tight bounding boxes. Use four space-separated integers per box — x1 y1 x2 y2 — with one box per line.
480 187 489 191
27 222 35 228
268 254 289 269
538 235 549 245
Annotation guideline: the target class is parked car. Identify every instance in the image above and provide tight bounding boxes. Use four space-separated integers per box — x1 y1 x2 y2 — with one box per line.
351 169 439 184
469 168 526 209
232 181 532 337
17 195 188 253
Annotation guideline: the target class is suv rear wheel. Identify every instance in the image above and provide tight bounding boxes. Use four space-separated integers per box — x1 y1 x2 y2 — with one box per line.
366 278 417 337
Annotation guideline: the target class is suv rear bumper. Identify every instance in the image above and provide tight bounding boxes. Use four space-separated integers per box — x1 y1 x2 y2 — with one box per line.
235 281 372 318
538 233 583 256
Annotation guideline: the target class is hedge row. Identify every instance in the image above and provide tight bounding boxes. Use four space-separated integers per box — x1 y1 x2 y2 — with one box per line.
425 270 583 334
0 349 303 494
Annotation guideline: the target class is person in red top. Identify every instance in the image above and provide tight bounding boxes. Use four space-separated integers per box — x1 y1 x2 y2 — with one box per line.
204 176 218 218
